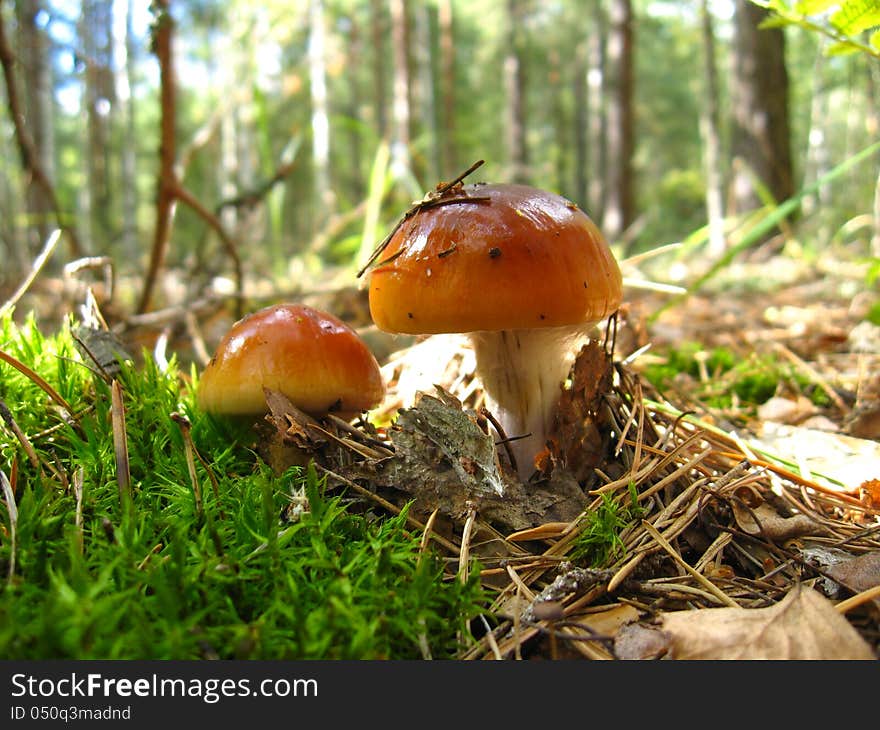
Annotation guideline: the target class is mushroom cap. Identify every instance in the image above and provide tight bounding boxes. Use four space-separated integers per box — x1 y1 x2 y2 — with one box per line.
368 183 623 334
197 303 385 418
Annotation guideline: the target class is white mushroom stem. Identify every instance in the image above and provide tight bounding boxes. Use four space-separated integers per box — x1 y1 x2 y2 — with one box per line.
469 324 591 482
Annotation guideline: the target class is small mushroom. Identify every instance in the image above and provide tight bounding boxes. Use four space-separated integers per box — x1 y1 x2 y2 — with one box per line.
197 303 385 421
367 183 622 482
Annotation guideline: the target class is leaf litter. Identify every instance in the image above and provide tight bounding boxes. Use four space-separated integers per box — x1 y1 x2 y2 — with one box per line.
257 302 880 660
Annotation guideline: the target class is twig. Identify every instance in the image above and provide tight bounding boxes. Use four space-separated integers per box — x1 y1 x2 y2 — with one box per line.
835 584 880 615
110 380 131 507
171 412 202 515
640 520 740 607
0 399 40 471
356 159 486 277
0 348 76 417
0 468 17 583
459 503 477 584
138 0 177 315
137 4 245 319
0 230 61 318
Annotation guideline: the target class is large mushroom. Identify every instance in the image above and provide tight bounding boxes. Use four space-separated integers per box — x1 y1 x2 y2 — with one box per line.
367 182 622 481
198 303 385 421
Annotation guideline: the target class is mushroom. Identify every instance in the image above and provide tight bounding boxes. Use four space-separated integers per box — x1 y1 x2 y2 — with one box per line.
367 182 622 481
197 303 385 421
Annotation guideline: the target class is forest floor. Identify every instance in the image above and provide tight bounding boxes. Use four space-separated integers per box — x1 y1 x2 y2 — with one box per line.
6 238 880 660
347 244 880 660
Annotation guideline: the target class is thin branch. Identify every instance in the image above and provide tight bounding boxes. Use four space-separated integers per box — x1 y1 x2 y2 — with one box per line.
137 0 177 315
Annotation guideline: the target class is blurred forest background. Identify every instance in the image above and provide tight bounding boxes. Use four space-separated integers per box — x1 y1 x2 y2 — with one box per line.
1 0 878 350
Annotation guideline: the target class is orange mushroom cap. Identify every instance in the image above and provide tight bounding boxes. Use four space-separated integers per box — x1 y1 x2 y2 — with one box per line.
197 303 385 418
368 183 623 335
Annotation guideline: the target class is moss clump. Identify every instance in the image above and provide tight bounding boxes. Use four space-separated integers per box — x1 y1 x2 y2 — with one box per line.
0 310 485 659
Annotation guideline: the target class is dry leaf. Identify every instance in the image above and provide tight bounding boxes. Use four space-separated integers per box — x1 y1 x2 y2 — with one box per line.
344 387 588 530
545 340 614 482
757 395 817 425
618 584 875 660
826 551 880 611
859 479 880 510
732 501 823 541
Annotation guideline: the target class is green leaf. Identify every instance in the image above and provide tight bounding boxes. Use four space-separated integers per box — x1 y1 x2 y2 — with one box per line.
871 28 880 49
795 0 840 14
830 0 880 34
825 39 862 54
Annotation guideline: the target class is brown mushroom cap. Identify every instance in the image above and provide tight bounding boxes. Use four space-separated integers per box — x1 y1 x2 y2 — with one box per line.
368 183 623 334
197 303 385 418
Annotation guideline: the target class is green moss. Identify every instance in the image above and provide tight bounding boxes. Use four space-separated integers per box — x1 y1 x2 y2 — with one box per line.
642 341 832 410
0 310 485 659
571 484 643 568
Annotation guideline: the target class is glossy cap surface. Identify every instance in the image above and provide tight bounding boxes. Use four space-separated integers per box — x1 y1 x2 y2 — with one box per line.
368 183 623 334
198 303 385 417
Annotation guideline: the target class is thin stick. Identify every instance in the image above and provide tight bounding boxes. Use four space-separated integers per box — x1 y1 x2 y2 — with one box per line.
458 503 477 584
72 467 84 555
0 400 41 470
0 348 76 416
835 584 880 615
0 230 61 317
0 468 17 583
356 160 486 277
640 520 739 607
110 380 132 507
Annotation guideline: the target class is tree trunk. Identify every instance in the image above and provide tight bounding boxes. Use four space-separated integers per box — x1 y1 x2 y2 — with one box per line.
504 0 528 184
15 0 54 252
603 0 635 245
371 0 388 141
118 0 139 260
587 0 607 218
729 0 794 222
699 0 726 257
437 0 456 176
573 39 589 211
309 0 334 226
81 0 117 247
389 0 412 179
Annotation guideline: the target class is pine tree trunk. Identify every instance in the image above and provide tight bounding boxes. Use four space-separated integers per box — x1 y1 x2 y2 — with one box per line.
504 0 528 184
729 0 794 223
119 0 139 260
389 0 412 179
370 0 388 141
587 0 607 218
16 0 54 252
309 0 334 227
603 0 635 245
81 0 117 248
700 0 726 257
437 0 456 176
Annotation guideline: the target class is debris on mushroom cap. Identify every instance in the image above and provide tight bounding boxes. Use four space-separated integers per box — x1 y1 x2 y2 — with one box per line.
197 303 385 418
367 183 623 335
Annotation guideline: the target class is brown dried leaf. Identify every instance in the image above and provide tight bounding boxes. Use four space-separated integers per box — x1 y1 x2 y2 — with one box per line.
349 388 587 530
732 501 824 541
859 479 880 510
545 341 614 481
654 585 875 660
826 551 880 610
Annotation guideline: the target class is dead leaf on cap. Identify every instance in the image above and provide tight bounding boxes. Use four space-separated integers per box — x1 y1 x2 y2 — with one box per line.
621 584 875 660
732 500 823 542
